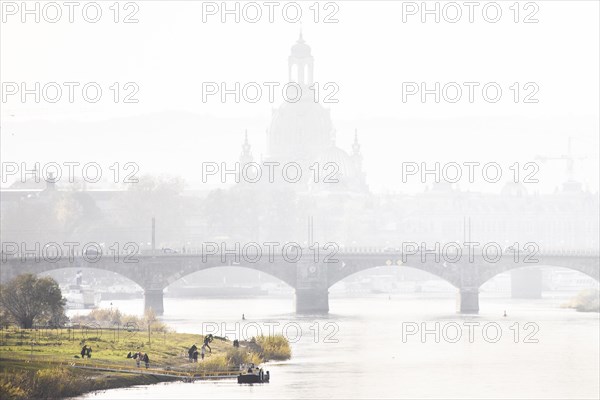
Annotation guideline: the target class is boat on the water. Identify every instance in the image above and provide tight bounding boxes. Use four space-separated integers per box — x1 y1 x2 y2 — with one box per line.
63 284 101 309
62 270 101 309
237 364 270 384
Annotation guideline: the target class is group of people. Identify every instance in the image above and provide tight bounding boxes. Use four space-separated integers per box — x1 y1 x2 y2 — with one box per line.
127 351 150 368
246 363 268 380
187 343 206 362
77 332 244 372
187 334 214 362
80 345 92 359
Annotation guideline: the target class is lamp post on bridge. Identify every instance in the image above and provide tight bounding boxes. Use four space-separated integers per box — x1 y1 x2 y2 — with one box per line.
151 217 156 255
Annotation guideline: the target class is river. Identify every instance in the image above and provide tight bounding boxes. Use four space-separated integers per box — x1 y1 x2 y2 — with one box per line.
78 293 599 399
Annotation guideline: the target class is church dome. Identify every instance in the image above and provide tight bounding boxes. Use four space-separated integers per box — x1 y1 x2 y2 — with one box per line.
316 146 356 180
267 98 334 161
291 34 311 58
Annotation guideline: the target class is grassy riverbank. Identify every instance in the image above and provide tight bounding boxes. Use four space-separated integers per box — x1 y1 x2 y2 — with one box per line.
0 326 291 399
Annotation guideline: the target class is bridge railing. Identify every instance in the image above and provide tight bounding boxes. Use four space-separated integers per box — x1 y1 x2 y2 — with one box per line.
2 246 598 260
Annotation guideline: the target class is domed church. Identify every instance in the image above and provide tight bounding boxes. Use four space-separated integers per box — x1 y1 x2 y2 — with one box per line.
240 34 368 194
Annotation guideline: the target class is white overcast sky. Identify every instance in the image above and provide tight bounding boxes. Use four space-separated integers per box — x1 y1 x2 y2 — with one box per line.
1 1 599 193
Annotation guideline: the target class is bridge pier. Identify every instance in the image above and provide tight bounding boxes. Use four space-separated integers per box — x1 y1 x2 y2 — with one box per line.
144 289 164 315
457 287 479 314
295 287 329 313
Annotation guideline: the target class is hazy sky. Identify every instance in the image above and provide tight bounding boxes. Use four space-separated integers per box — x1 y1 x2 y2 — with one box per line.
1 1 599 193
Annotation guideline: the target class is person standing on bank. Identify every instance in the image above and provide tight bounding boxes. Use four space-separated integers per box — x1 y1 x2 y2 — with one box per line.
188 344 197 362
134 351 141 367
203 334 213 353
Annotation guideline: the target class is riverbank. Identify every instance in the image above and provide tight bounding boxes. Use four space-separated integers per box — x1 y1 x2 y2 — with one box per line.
0 326 290 399
563 289 600 312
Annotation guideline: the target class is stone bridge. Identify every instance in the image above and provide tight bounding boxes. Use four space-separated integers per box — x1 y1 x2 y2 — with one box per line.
1 248 598 315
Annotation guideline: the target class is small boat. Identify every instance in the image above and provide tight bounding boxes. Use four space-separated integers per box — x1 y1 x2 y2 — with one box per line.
237 364 270 384
62 271 101 309
63 284 101 309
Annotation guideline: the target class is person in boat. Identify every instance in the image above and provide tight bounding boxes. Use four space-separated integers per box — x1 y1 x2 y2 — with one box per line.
203 334 213 353
188 344 197 362
143 353 150 369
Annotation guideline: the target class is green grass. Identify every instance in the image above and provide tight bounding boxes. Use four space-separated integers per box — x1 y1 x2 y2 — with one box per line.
0 326 291 399
0 326 223 367
0 365 177 400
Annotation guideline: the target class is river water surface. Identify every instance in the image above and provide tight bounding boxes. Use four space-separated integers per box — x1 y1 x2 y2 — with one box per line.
78 293 599 399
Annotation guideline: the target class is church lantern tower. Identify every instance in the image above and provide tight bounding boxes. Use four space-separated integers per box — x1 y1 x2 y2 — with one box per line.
289 32 314 89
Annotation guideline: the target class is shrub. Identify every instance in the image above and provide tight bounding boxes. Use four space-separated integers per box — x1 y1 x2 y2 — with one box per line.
71 308 169 332
0 368 88 399
254 335 291 360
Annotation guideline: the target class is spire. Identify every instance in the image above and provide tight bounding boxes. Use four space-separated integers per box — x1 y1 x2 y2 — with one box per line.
350 129 368 192
240 129 253 165
352 129 361 156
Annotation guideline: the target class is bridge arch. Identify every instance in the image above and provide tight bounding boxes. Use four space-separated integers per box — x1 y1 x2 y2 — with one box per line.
1 260 147 290
327 261 461 289
329 264 456 293
38 266 144 290
477 263 600 288
162 264 296 291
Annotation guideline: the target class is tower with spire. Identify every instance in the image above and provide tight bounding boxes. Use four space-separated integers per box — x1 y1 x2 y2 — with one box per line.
239 130 253 167
289 32 314 90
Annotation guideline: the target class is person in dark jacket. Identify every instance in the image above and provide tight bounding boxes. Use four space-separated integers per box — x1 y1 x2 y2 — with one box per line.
80 345 87 358
142 353 150 369
203 334 213 353
188 344 197 362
